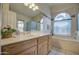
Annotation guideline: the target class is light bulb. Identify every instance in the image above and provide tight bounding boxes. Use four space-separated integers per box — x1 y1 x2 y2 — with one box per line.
29 5 33 8
24 3 29 6
33 7 36 11
31 3 35 7
35 6 39 9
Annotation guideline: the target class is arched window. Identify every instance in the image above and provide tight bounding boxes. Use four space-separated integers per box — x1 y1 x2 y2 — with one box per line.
54 13 71 35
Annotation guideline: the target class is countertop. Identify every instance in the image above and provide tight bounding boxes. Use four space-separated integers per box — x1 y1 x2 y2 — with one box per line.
1 31 51 46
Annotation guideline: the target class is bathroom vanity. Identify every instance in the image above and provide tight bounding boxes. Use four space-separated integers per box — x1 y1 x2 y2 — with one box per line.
1 32 52 55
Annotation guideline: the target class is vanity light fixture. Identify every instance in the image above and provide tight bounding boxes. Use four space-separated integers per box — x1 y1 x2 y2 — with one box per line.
24 3 29 6
33 8 36 11
24 3 39 11
35 6 39 9
29 4 33 8
31 3 35 7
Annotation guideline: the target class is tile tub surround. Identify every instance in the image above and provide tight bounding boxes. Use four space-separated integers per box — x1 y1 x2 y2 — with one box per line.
1 31 51 46
52 36 79 54
76 31 79 40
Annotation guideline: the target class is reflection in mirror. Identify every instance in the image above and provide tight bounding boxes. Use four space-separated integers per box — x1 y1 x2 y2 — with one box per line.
26 20 40 32
77 13 79 31
53 12 71 36
17 20 24 32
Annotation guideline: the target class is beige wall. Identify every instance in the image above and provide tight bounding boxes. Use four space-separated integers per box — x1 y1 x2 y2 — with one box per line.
51 4 79 36
2 3 9 27
2 3 17 29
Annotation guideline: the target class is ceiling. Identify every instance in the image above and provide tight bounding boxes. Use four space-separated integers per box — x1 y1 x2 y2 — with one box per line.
9 3 55 17
10 3 40 17
9 3 78 17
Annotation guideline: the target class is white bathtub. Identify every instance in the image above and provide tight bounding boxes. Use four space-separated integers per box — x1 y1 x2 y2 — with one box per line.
52 36 79 54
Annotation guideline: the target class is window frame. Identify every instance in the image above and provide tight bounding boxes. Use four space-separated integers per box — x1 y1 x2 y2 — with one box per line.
53 13 72 36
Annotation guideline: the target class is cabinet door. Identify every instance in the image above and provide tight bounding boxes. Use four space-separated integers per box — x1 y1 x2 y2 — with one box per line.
38 41 48 55
2 39 37 55
48 35 52 52
38 35 48 44
18 46 37 55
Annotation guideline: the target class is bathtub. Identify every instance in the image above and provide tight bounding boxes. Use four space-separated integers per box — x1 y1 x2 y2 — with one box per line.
52 36 79 54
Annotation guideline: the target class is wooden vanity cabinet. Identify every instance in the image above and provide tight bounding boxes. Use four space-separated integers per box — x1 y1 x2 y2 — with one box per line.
48 35 53 52
2 39 37 55
38 40 48 55
37 36 49 55
18 45 37 55
2 35 52 55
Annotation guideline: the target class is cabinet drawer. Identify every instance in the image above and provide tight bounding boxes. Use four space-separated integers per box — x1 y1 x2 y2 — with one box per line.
18 45 37 55
38 35 49 44
2 39 37 55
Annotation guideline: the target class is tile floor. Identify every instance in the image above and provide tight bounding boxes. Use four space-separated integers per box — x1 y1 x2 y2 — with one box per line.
48 49 65 55
48 48 76 55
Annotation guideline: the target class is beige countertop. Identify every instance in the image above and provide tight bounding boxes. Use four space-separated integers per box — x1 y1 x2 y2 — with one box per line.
1 31 51 46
